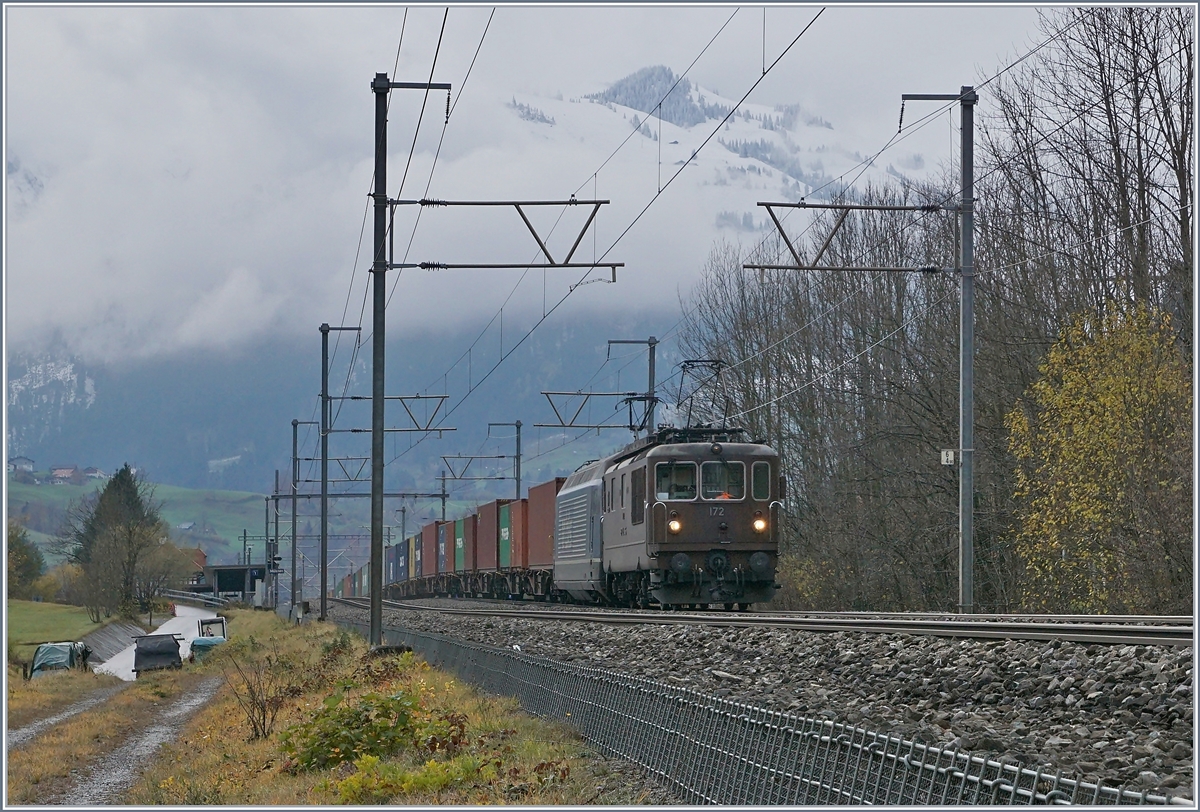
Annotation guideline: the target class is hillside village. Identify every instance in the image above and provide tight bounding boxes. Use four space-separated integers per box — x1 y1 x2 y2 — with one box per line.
8 456 115 486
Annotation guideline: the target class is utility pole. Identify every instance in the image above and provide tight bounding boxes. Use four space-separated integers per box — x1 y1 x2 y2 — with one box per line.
744 88 976 614
369 72 451 647
439 472 447 521
959 87 976 615
320 323 360 622
292 419 317 619
273 471 280 609
263 498 271 607
366 76 627 643
899 87 976 613
607 336 660 436
291 421 299 618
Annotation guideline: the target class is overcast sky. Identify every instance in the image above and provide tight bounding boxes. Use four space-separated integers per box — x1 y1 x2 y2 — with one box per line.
5 4 1045 364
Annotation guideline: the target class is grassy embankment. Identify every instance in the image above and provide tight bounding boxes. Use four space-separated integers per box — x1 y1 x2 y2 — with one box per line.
6 599 130 731
7 599 113 661
11 609 656 805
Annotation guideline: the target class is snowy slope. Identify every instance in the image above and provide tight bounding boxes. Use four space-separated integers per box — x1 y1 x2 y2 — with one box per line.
392 66 940 325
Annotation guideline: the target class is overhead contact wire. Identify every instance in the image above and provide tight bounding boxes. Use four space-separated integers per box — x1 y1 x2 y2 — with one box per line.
383 10 826 466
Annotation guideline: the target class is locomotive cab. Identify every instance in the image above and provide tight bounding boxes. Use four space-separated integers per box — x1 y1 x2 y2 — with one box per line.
644 440 781 607
585 426 782 609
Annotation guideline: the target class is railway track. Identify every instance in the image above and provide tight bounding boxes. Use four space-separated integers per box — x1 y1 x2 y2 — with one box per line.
332 597 1194 647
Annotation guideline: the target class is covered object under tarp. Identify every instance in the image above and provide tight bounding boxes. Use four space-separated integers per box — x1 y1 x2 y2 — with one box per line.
189 635 226 661
30 642 91 678
132 634 183 675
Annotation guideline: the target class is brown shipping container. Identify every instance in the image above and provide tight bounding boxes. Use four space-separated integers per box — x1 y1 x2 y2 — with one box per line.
421 523 438 577
459 514 477 573
476 500 509 571
509 499 530 569
527 477 565 568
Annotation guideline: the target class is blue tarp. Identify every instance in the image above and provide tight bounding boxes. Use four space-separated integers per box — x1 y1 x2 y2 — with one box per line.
189 635 226 660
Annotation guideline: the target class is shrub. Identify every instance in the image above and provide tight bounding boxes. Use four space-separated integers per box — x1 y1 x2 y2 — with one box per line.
280 686 419 771
330 754 490 804
221 639 297 740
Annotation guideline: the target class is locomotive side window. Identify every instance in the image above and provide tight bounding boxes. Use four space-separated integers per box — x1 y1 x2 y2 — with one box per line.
752 461 771 500
631 468 645 524
620 474 625 509
701 461 745 500
655 462 696 501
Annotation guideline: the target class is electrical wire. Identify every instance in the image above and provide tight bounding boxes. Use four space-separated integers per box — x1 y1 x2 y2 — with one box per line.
395 9 450 208
574 8 740 195
380 9 827 468
405 7 744 399
329 9 416 430
725 202 1191 422
647 12 1104 404
386 8 496 310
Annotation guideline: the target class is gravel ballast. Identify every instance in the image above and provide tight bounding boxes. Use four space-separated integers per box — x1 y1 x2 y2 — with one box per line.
329 601 1193 801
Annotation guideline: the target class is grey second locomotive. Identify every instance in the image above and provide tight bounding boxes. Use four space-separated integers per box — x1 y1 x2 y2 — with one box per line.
554 426 782 608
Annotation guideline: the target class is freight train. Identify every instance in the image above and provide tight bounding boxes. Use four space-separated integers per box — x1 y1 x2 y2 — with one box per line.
337 426 784 609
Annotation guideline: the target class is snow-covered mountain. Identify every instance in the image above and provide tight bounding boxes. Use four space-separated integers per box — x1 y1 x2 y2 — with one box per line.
510 64 932 224
391 64 940 322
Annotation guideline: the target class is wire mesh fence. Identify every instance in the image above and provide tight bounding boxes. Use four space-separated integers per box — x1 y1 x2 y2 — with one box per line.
339 619 1178 805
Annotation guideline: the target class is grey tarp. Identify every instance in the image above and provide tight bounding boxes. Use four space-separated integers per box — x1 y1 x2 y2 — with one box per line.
30 642 91 678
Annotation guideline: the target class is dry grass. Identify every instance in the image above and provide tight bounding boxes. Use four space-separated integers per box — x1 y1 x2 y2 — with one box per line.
5 664 126 730
125 611 668 805
6 669 208 804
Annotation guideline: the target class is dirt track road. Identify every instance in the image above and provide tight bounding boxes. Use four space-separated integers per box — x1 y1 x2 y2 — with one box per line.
40 677 223 805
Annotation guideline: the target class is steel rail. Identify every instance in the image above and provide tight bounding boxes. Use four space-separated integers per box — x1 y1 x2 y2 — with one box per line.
331 598 1193 647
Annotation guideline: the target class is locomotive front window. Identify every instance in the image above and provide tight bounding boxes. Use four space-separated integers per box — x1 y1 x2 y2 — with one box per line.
752 461 771 500
701 461 745 500
655 462 697 501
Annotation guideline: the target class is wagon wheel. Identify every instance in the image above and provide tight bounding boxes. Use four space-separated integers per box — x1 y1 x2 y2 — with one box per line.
635 577 652 610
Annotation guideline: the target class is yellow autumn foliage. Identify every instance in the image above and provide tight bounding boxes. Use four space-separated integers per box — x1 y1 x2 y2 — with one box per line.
1006 301 1192 614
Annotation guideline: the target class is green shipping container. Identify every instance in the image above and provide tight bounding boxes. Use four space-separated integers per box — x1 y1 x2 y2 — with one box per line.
499 503 512 568
455 519 465 571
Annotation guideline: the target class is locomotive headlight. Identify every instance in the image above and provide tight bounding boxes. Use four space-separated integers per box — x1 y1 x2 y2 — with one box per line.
668 511 682 534
752 511 768 533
